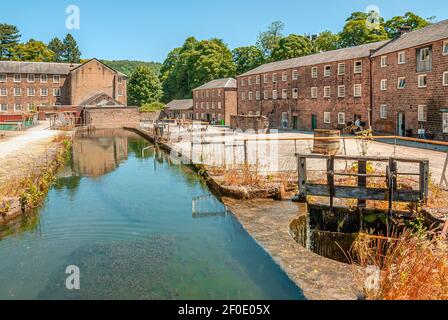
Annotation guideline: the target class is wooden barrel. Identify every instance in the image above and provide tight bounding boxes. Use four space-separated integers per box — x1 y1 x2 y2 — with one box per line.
313 129 341 155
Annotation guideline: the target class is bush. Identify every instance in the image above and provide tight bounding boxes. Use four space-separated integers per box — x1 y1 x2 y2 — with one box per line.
139 102 165 113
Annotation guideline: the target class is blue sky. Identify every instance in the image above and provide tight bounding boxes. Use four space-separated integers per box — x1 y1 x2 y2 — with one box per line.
1 0 447 63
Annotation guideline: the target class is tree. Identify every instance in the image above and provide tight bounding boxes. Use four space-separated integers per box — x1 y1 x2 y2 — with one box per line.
256 21 285 59
314 31 341 52
127 66 163 106
0 23 21 60
232 46 264 74
339 11 389 47
48 37 65 62
271 34 316 61
62 33 81 63
11 39 55 62
384 12 432 38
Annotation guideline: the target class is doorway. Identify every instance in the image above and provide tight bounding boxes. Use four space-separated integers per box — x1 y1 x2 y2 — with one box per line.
293 116 298 130
397 112 405 136
311 115 317 130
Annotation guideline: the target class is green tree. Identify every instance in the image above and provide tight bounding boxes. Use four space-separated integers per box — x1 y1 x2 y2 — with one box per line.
62 33 81 63
339 11 389 47
232 46 265 74
48 37 65 62
128 66 163 106
384 12 432 38
11 39 55 62
256 21 285 59
102 60 162 77
0 23 21 60
271 34 316 61
314 31 341 52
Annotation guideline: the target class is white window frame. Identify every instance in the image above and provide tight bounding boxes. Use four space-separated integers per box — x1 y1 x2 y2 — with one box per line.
41 88 48 97
240 79 245 86
419 47 430 61
27 74 35 83
324 65 331 77
380 56 388 67
272 73 277 83
282 72 288 82
380 79 388 91
338 63 345 75
14 74 21 83
14 103 21 111
282 89 287 99
256 75 260 84
292 70 299 80
311 67 318 79
248 91 253 101
338 112 346 125
272 89 278 100
263 74 268 83
397 77 406 89
292 88 298 99
380 104 388 119
248 77 252 86
0 104 7 112
443 71 448 86
338 85 345 98
256 91 260 100
217 102 222 109
323 86 331 98
443 41 448 56
241 92 246 101
311 87 317 99
0 74 6 83
418 74 428 88
54 88 61 97
27 88 35 97
0 88 7 96
53 75 60 83
354 60 362 74
418 105 427 122
323 112 331 124
263 90 268 100
40 74 48 83
443 113 448 133
14 88 21 96
398 52 406 64
353 84 362 97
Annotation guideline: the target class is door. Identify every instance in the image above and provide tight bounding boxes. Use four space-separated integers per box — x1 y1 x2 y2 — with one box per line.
293 116 298 130
397 112 406 136
443 113 448 134
311 115 317 130
281 112 289 128
206 114 211 122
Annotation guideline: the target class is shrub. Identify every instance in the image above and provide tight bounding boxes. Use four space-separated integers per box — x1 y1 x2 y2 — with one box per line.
139 102 165 113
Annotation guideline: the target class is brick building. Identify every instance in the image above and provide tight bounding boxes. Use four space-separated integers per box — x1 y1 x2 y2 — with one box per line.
192 78 237 125
0 58 127 115
237 41 388 130
371 20 448 139
165 99 193 119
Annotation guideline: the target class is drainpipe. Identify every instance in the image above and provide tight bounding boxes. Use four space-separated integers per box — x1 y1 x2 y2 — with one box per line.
368 51 374 131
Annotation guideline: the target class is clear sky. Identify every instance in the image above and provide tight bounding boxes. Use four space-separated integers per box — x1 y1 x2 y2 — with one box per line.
1 0 447 63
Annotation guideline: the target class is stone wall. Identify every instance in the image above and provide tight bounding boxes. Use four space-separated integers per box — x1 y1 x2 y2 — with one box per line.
85 107 162 129
230 115 269 132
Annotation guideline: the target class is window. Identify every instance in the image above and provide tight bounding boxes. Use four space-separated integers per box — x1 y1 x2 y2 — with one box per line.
248 91 253 101
338 112 346 125
419 47 430 61
311 67 318 78
0 88 7 96
14 88 21 96
28 88 35 96
338 85 345 97
311 87 317 98
398 52 406 64
201 91 204 98
380 105 388 119
200 102 204 109
354 61 362 74
443 41 448 56
272 90 278 100
14 74 21 82
264 74 268 83
263 90 268 100
338 63 345 75
0 74 6 82
292 88 298 99
14 104 21 111
418 74 428 88
241 92 246 101
272 73 277 83
323 86 331 98
323 112 331 124
324 66 331 77
444 71 448 86
218 102 222 109
118 90 124 97
282 89 287 99
354 84 362 97
41 88 48 96
443 113 448 133
28 104 35 112
117 76 122 84
282 72 287 81
418 105 427 122
195 103 198 109
292 70 299 80
206 102 209 109
40 74 48 83
0 104 7 112
54 88 61 97
218 90 221 97
381 56 388 67
248 77 252 86
256 91 260 100
27 74 35 82
195 113 199 120
195 91 199 98
380 79 388 91
206 91 209 98
240 79 245 86
397 77 406 89
256 75 260 84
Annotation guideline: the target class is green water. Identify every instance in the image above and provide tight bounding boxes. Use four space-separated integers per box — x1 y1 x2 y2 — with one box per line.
0 129 303 300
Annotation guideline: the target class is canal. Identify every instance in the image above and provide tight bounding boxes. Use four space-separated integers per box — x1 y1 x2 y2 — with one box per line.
0 129 303 300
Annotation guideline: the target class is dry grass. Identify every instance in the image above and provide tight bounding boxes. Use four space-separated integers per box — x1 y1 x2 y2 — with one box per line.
352 230 448 300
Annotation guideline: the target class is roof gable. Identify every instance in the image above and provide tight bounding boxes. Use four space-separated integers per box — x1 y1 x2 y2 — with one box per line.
193 78 237 90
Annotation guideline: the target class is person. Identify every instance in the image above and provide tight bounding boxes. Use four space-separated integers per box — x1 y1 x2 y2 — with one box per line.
355 117 361 128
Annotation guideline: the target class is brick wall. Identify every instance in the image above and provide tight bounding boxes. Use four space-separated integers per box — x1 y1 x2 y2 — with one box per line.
230 115 269 132
85 107 162 129
224 88 237 125
192 88 226 123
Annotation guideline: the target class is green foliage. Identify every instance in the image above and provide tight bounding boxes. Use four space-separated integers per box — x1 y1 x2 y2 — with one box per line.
11 39 55 62
384 12 433 38
161 37 236 102
271 34 316 61
0 23 21 60
62 33 81 63
314 31 341 52
102 60 162 77
139 102 165 113
48 37 65 62
339 11 389 47
128 66 163 106
232 46 265 74
256 21 284 59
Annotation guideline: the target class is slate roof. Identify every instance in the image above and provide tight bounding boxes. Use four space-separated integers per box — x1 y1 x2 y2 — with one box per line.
193 78 237 90
165 99 193 111
0 61 81 74
240 41 389 77
372 19 448 57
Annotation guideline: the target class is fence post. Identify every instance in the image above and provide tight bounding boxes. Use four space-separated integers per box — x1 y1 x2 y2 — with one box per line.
327 156 335 208
419 160 429 203
440 153 448 189
297 155 307 202
358 160 367 208
244 139 248 166
387 158 398 212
